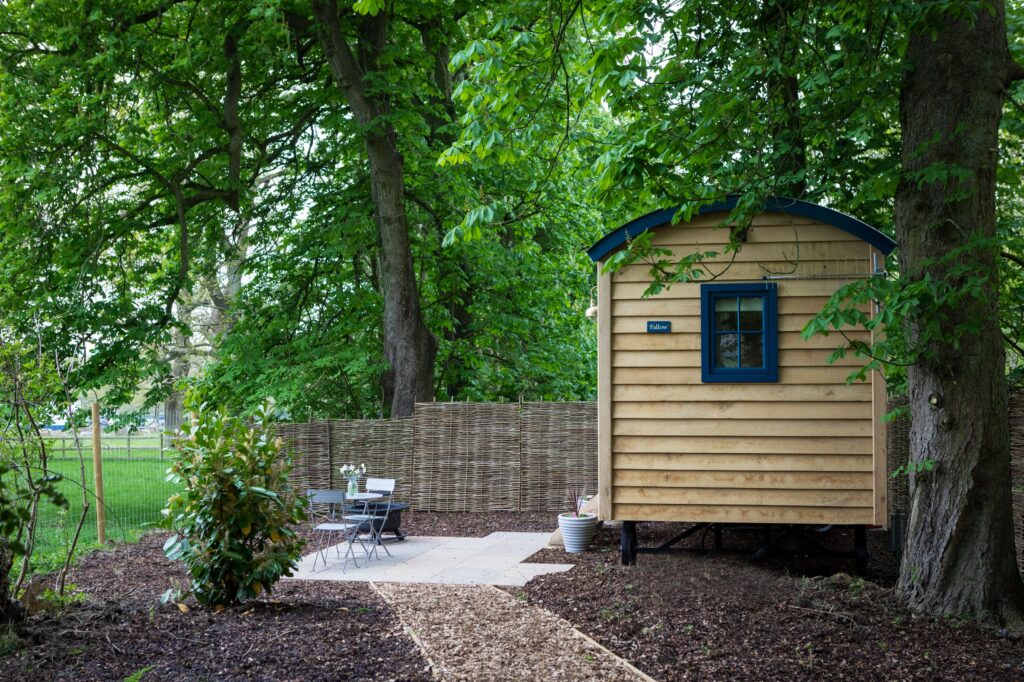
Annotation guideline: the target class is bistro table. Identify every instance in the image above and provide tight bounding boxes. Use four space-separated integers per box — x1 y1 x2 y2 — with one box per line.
346 491 383 505
346 491 383 519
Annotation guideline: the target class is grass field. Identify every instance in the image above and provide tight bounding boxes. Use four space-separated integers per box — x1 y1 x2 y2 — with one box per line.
30 439 180 573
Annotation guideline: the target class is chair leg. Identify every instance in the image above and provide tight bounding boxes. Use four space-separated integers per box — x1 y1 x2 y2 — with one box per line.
342 530 363 572
368 524 391 559
313 530 330 571
377 527 392 557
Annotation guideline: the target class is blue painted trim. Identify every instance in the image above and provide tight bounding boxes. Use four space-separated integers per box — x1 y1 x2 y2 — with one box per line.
700 282 778 383
587 195 896 262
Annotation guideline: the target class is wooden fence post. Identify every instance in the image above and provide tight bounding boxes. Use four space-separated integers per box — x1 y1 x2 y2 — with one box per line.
91 402 106 545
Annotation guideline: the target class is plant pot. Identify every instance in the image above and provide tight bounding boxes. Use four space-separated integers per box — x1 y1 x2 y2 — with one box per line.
558 513 599 553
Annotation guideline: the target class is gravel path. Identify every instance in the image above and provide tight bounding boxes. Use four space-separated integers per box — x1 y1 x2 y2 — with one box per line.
374 582 653 681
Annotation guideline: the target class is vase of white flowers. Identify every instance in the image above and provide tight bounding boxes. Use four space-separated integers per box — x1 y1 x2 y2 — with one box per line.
339 463 365 496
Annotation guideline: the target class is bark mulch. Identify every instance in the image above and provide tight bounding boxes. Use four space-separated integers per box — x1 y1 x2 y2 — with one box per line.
512 521 1024 681
2 513 1023 681
0 533 432 681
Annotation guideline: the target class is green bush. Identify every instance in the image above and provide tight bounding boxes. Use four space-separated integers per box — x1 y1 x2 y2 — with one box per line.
161 401 306 607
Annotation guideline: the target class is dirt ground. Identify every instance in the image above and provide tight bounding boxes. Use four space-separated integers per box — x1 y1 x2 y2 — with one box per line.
1 512 1022 681
516 521 1024 681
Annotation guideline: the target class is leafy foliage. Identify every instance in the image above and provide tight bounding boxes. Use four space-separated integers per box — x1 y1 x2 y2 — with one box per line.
162 401 306 607
0 335 69 623
0 1 604 420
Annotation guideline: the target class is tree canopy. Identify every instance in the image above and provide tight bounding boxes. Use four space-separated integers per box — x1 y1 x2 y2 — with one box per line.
2 0 1024 624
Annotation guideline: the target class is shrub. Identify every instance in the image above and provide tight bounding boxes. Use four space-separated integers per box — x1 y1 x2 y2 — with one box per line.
162 401 306 607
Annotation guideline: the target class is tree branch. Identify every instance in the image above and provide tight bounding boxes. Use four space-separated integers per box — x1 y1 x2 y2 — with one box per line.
1002 250 1024 269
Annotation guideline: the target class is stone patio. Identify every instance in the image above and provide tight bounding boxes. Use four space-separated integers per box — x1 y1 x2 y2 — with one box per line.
289 531 575 586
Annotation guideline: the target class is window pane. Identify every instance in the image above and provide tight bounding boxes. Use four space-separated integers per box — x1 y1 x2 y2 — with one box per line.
715 298 737 330
715 333 738 367
738 297 763 331
740 333 763 368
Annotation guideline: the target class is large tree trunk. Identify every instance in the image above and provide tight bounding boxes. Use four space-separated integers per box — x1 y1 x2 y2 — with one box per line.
759 0 807 198
312 1 437 417
895 1 1024 626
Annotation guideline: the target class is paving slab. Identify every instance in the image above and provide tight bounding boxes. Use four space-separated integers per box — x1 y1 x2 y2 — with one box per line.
289 531 575 586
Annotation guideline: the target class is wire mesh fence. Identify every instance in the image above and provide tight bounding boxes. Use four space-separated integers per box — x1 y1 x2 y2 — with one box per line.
33 433 179 568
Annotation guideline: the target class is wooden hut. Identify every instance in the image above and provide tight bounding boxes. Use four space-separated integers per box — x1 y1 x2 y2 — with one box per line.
587 196 896 566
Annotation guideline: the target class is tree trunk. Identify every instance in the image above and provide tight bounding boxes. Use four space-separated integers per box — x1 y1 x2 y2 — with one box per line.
368 127 438 416
0 538 24 625
759 0 807 198
312 2 437 417
895 1 1024 626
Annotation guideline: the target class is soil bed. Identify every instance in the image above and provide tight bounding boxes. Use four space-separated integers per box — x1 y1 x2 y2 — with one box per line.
512 521 1024 681
2 513 1022 681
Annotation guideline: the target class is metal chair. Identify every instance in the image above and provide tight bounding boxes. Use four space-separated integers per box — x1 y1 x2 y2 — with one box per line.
363 477 396 559
306 489 367 571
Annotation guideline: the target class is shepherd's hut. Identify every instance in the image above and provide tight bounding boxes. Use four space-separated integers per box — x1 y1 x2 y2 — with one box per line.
587 196 896 568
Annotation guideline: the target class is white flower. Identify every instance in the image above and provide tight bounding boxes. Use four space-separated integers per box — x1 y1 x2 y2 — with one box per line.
339 463 366 480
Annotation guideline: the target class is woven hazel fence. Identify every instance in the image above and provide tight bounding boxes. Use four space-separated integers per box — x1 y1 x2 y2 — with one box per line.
520 402 599 512
888 391 1024 574
413 402 522 512
276 401 598 513
885 396 911 524
277 419 415 501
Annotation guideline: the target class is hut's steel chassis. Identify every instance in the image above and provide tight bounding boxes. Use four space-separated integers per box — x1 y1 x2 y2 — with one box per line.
619 521 869 575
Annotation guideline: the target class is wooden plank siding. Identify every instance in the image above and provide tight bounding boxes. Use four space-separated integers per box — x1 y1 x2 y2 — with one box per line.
602 213 880 525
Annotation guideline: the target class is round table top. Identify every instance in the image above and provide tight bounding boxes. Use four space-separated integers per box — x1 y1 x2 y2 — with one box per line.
347 492 383 501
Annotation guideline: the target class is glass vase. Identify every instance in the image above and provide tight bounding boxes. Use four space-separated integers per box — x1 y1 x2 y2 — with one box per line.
347 478 358 496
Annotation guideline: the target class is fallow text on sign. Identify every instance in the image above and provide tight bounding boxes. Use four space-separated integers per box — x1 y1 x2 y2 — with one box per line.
646 320 671 333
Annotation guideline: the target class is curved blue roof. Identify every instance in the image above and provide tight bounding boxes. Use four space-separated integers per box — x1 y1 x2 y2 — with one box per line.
587 196 896 262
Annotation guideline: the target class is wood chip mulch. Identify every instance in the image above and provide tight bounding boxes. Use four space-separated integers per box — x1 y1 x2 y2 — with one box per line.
2 513 1023 681
375 582 649 681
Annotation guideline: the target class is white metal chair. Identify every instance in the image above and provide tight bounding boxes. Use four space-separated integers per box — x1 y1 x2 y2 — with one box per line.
306 489 367 571
363 477 396 559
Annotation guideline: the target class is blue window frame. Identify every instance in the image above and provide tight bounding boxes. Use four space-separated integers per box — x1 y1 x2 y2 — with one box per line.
700 282 778 383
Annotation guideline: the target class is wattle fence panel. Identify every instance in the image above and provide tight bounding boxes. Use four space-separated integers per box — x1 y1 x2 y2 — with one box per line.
277 401 598 513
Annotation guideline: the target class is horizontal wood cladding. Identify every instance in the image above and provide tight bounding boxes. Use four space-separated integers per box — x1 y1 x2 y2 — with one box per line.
612 280 866 299
602 216 878 525
611 297 869 317
613 400 872 420
611 314 848 334
613 435 872 455
635 240 868 263
612 348 864 368
613 366 863 385
613 469 872 490
614 486 873 508
611 503 874 525
612 331 868 351
606 290 847 315
612 418 871 438
613 453 873 473
611 383 871 401
611 261 870 283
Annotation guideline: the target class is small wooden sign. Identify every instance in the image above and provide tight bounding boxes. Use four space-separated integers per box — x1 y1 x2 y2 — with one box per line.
647 320 671 333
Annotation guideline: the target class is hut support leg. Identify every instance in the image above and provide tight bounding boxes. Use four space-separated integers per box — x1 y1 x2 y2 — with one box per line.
621 521 637 566
854 525 868 575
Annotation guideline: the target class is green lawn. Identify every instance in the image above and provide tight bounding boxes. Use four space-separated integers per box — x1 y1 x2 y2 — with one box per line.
32 455 179 573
